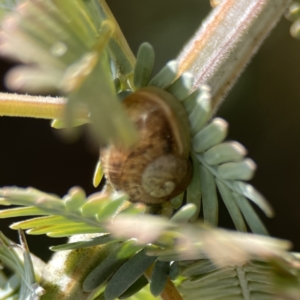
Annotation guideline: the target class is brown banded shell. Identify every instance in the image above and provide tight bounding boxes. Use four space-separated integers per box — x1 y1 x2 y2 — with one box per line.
101 86 192 204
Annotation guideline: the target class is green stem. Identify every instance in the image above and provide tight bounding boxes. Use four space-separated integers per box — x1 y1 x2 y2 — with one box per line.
177 0 291 111
98 0 136 87
0 93 89 120
0 93 65 119
0 0 136 121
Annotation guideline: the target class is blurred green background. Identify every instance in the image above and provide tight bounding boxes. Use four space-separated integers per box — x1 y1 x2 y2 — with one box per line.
0 1 300 261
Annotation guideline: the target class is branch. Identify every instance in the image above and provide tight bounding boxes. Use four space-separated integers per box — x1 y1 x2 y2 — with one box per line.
177 0 291 111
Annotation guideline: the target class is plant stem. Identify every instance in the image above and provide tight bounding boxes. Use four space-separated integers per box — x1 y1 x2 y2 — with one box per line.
98 0 136 86
145 265 183 300
177 0 291 111
0 93 65 119
160 278 183 300
0 93 88 120
0 0 136 121
0 1 290 118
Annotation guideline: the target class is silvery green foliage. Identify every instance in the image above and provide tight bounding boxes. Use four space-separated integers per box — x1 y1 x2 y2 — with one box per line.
178 258 300 300
0 187 298 299
0 186 134 237
0 2 298 300
133 43 271 234
0 231 45 300
0 40 283 299
0 1 271 234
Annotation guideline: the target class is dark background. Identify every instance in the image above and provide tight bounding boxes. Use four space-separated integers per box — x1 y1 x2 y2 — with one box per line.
0 1 299 261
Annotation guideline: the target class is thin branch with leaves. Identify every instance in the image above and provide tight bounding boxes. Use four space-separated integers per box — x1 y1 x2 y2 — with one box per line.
0 1 299 300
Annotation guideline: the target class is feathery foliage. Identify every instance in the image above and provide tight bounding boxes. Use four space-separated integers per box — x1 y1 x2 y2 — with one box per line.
178 258 300 300
0 1 299 300
129 43 271 234
0 185 299 299
0 0 137 147
0 231 45 300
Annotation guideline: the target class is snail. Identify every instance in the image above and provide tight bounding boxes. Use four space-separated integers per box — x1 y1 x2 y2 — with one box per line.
101 86 192 204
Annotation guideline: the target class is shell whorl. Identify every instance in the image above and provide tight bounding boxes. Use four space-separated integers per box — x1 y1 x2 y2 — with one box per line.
101 87 192 204
142 155 190 198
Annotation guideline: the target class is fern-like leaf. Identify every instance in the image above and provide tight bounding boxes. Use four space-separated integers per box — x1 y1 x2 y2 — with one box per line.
130 42 272 234
0 0 137 147
178 258 300 300
0 186 295 299
0 186 144 237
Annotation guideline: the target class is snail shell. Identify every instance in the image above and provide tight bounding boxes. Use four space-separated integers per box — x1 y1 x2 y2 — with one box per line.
101 86 192 204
